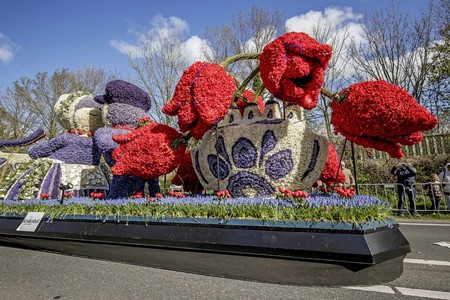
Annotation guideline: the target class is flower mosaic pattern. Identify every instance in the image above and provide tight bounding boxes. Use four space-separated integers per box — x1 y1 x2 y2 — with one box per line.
205 131 295 197
193 104 329 198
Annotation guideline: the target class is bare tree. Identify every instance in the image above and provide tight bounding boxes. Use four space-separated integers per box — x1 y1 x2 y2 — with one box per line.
128 30 191 126
424 0 450 133
302 20 357 141
203 6 283 83
0 66 113 141
349 1 437 103
72 65 116 95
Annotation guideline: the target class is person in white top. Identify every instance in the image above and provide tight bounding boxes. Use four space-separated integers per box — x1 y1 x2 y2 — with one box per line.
438 163 450 210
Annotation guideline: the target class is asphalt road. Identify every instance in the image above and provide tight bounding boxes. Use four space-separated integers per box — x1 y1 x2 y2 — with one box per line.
0 220 449 300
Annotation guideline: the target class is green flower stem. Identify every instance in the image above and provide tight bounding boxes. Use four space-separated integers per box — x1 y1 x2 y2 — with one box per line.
320 87 335 100
219 53 260 69
238 66 260 92
253 83 266 101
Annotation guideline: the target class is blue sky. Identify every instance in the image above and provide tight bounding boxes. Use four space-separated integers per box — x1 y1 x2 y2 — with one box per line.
0 0 429 88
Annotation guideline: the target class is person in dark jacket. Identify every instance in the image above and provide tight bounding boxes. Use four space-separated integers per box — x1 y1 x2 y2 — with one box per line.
390 161 418 216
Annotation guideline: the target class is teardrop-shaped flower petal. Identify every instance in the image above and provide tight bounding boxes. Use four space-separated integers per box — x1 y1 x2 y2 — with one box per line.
331 80 438 158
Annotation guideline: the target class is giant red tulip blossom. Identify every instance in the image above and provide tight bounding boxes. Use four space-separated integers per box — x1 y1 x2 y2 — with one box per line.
331 80 438 158
259 32 332 110
111 123 186 180
162 62 236 140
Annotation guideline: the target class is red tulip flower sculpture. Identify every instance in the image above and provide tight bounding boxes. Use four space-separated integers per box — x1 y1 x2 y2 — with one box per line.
331 80 438 158
111 123 186 180
235 90 265 115
319 143 346 187
259 32 332 110
162 62 237 140
172 152 204 194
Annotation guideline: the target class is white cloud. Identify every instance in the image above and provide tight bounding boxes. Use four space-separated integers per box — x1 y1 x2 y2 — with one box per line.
111 15 211 62
182 35 210 62
0 33 20 64
109 39 143 58
285 6 365 45
285 7 366 82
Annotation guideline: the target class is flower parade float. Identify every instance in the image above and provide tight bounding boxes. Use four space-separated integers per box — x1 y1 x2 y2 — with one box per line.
0 32 438 286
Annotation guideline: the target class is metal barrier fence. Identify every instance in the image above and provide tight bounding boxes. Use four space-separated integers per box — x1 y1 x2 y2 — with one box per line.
357 183 450 212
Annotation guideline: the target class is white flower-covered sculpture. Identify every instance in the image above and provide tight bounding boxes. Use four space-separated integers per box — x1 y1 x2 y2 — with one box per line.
29 92 108 196
191 101 328 197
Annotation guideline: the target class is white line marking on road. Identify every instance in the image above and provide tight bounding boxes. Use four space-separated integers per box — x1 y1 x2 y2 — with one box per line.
398 222 450 227
396 287 450 299
344 286 450 299
404 258 450 266
344 285 395 294
434 241 450 248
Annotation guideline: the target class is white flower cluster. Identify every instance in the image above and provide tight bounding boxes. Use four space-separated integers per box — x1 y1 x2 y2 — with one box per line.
192 102 329 196
63 163 109 190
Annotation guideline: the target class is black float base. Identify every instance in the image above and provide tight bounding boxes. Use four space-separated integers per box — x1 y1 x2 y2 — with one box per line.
0 215 410 286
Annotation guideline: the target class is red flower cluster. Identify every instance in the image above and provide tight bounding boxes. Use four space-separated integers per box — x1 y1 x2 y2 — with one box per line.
319 186 333 195
133 191 143 199
63 191 75 198
111 123 186 180
155 193 163 199
319 143 346 187
90 192 105 199
168 191 186 198
235 90 265 115
277 187 309 199
335 186 356 198
40 193 51 200
331 80 438 158
162 62 237 140
137 116 153 128
171 152 203 194
259 32 332 110
216 190 231 199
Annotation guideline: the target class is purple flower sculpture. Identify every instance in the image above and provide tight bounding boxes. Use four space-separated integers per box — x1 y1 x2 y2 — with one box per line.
94 80 160 199
0 128 47 149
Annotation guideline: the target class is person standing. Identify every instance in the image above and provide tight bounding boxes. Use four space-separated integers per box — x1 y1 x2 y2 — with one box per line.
438 163 450 210
340 161 355 187
424 174 443 212
390 161 418 216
